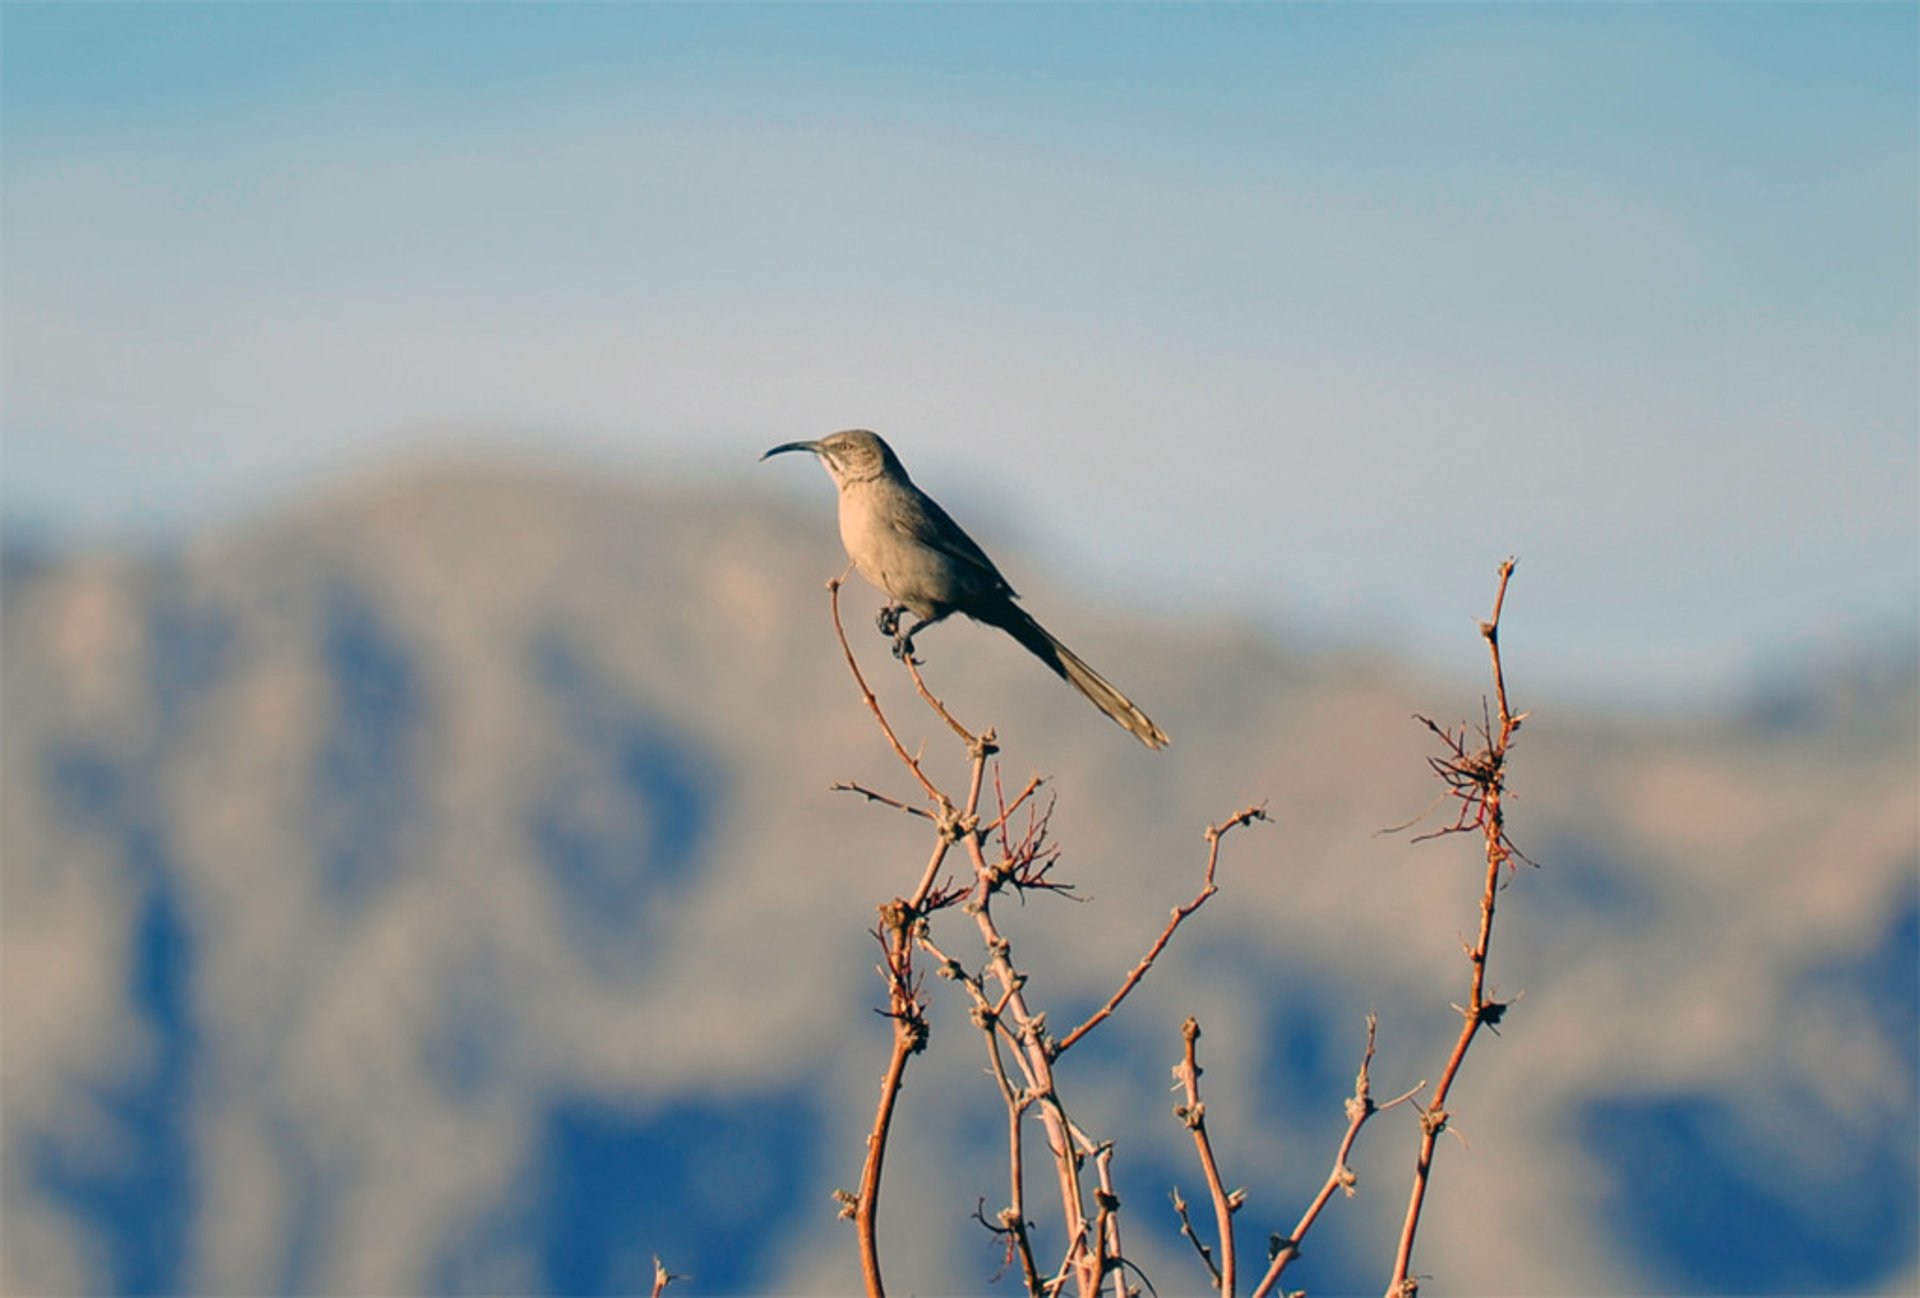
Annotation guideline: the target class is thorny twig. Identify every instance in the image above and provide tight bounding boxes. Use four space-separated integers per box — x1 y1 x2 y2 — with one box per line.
1173 1017 1241 1296
831 581 988 1298
1249 1015 1422 1298
1386 558 1533 1297
1172 1186 1222 1287
828 580 1258 1298
649 1255 685 1298
986 766 1048 835
832 780 936 821
1054 806 1268 1056
923 930 1047 1293
956 804 1105 1294
905 633 985 747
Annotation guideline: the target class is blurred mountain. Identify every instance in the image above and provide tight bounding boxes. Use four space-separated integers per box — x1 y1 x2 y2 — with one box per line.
4 457 1915 1296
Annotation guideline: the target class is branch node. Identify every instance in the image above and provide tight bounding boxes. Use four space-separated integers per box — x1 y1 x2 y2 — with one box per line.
649 1255 687 1298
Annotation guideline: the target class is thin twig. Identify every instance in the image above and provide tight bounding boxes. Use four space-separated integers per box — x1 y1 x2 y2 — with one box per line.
968 804 1264 1294
853 1035 914 1277
649 1255 685 1298
1090 1142 1129 1298
1055 806 1268 1056
1386 558 1529 1298
967 853 1092 1290
903 636 987 748
829 579 948 810
832 781 936 820
921 930 1047 1295
985 767 1048 835
1174 1017 1238 1296
855 899 932 1298
948 801 1121 1297
1251 1015 1421 1298
1172 1187 1222 1286
826 574 1256 1298
834 575 1005 1298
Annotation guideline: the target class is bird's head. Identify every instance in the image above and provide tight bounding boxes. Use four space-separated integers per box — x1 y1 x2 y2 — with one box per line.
760 428 898 486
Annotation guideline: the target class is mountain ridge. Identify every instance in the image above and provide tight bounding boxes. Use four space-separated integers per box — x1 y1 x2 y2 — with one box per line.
4 454 1914 1295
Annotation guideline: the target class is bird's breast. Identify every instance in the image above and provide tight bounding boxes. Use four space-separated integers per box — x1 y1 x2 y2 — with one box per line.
837 487 943 617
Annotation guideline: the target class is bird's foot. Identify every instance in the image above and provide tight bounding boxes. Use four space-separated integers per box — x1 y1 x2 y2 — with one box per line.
876 604 905 638
890 632 923 667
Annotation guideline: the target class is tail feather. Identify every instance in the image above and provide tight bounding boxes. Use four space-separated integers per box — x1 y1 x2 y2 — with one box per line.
988 603 1170 750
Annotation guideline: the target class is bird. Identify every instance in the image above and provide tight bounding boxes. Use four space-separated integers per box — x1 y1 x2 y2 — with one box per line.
762 429 1169 749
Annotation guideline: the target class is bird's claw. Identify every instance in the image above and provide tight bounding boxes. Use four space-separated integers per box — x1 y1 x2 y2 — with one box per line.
879 604 922 661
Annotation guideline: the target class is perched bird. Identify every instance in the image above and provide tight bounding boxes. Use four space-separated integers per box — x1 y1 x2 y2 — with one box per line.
763 429 1168 749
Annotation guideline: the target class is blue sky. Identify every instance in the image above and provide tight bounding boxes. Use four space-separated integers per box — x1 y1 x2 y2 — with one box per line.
5 2 1915 705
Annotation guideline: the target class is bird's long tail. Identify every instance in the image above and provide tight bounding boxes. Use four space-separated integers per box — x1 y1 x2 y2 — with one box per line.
988 603 1170 749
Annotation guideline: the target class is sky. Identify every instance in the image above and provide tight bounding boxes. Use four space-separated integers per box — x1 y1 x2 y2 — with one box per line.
4 1 1916 708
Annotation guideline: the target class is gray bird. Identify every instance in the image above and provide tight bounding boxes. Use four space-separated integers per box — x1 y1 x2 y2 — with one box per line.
763 429 1169 749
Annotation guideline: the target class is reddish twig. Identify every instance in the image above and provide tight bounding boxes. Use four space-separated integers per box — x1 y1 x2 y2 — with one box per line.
957 824 1096 1291
1250 1014 1422 1298
903 635 987 749
1054 806 1268 1056
824 578 1260 1298
1172 1185 1223 1288
1090 1142 1129 1298
649 1255 685 1298
829 579 949 810
921 930 1047 1294
1386 558 1530 1297
984 766 1047 835
830 578 1003 1298
853 899 933 1298
1173 1017 1240 1296
831 780 936 821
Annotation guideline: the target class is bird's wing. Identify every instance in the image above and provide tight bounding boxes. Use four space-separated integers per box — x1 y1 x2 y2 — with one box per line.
888 487 1019 597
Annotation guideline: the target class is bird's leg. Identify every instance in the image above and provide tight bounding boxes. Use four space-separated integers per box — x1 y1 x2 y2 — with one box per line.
893 614 947 666
879 603 928 664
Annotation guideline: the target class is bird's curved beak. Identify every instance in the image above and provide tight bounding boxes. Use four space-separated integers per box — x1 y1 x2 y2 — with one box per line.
760 440 823 462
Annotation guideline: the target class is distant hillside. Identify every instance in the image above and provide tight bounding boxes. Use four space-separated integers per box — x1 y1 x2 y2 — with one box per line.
4 457 1914 1296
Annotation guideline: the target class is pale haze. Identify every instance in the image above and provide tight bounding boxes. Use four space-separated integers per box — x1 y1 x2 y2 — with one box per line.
5 3 1914 706
2 8 1917 1295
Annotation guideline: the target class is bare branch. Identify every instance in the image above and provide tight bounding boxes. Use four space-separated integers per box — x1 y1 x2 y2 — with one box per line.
821 579 1269 1298
829 578 949 810
904 633 990 749
985 767 1049 834
833 578 1009 1297
1090 1142 1128 1298
921 930 1047 1295
832 781 936 821
1173 1017 1238 1295
1386 558 1534 1297
1250 1014 1421 1298
1172 1187 1222 1287
1055 806 1268 1056
649 1255 686 1298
